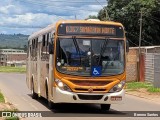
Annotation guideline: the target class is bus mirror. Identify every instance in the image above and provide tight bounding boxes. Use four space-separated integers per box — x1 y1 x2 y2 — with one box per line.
49 42 54 54
126 40 129 52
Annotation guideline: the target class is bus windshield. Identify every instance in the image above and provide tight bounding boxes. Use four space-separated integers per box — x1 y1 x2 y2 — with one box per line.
56 38 124 76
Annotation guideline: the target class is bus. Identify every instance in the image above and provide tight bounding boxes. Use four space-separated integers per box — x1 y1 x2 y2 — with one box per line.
26 19 129 110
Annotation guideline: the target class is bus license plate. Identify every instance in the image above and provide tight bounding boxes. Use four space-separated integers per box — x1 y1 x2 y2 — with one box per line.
111 96 122 101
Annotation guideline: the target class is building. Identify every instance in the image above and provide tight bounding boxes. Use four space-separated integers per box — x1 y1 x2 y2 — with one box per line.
126 46 160 82
0 49 27 66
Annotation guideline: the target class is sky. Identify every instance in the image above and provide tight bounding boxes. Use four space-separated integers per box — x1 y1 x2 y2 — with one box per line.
0 0 107 35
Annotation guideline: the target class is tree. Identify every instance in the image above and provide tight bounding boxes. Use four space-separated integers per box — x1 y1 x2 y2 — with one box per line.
23 45 28 52
98 0 160 46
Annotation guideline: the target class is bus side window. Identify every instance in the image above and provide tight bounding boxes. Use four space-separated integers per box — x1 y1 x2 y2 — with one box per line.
46 33 50 61
27 41 29 58
36 38 38 49
33 39 36 60
35 38 38 60
47 33 49 46
31 39 34 60
49 33 54 54
42 35 45 47
41 34 46 61
29 40 32 59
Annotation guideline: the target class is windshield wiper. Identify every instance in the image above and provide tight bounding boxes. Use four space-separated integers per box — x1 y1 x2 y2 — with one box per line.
72 36 82 65
98 38 109 65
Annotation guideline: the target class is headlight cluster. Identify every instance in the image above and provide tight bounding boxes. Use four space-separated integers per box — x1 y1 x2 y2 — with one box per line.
109 81 125 93
55 79 72 92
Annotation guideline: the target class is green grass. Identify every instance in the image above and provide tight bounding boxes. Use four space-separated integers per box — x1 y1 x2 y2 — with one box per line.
5 117 19 120
148 87 160 93
126 82 160 93
3 109 19 120
0 92 5 103
0 66 26 73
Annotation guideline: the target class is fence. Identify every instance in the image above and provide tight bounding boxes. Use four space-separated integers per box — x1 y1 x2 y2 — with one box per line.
154 54 160 87
145 53 160 87
145 53 154 83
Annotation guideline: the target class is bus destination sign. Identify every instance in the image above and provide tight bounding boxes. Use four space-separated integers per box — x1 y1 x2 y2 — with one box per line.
66 26 116 35
58 24 124 37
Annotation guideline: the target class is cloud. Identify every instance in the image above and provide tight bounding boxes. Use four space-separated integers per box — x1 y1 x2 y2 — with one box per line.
0 5 14 14
1 13 61 27
0 0 107 34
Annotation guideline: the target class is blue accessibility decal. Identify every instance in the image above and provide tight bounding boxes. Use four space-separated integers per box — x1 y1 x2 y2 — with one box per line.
91 66 102 76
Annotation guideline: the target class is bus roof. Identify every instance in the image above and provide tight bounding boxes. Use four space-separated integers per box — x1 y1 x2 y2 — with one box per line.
56 20 123 26
28 20 124 40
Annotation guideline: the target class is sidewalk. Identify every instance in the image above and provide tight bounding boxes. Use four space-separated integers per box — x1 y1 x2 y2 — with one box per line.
126 88 160 103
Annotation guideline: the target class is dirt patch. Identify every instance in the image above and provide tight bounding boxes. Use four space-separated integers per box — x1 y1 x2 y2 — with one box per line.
0 102 17 111
126 88 160 103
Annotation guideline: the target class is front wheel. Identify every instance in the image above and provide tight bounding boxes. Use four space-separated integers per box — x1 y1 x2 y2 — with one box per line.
46 83 54 109
31 81 38 99
100 104 111 111
48 100 54 109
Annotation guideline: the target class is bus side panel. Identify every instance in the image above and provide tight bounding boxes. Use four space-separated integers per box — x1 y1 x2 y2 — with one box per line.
37 40 41 96
30 56 38 93
40 41 49 98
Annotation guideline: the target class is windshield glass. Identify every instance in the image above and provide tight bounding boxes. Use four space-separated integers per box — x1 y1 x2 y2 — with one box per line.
56 38 124 76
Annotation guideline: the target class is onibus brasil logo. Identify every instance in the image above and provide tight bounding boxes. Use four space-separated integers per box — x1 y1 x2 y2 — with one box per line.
1 111 42 118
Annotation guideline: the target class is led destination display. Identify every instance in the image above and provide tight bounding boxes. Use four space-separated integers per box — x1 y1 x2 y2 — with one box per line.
58 23 124 37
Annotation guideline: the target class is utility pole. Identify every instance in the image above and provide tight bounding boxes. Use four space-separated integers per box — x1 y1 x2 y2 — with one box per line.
95 0 110 20
75 15 77 20
138 9 143 82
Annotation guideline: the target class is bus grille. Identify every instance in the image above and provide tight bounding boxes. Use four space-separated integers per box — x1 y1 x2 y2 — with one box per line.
78 94 103 100
70 80 111 86
75 88 106 92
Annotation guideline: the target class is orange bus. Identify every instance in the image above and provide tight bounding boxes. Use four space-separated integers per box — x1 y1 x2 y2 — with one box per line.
26 19 128 111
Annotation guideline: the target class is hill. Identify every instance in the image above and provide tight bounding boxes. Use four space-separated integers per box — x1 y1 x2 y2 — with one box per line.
0 34 29 49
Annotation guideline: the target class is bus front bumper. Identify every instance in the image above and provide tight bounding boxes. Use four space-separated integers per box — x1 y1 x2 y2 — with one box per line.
52 87 125 104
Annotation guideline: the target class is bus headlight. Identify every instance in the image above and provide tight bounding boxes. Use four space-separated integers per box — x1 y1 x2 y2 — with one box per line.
109 81 125 93
55 79 72 92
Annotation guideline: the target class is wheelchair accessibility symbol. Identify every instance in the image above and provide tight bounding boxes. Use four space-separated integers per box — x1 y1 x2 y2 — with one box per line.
93 68 99 75
91 66 102 76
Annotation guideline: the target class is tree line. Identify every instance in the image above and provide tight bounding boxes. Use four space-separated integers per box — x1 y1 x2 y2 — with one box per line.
88 0 160 46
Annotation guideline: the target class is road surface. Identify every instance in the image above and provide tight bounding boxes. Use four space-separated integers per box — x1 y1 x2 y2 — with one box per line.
0 73 160 120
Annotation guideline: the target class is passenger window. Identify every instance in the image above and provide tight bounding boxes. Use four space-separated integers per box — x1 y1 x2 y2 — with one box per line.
43 35 45 47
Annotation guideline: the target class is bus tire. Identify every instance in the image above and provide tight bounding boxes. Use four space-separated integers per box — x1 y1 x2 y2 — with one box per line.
48 100 54 109
100 104 111 111
46 82 54 109
31 81 38 99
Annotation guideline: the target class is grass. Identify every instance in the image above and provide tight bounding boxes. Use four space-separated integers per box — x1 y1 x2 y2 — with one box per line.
126 82 160 93
0 92 19 120
0 92 5 103
3 109 19 120
0 66 26 73
148 87 160 93
5 117 19 120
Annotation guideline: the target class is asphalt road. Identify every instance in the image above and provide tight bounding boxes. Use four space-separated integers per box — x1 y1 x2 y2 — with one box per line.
0 73 160 120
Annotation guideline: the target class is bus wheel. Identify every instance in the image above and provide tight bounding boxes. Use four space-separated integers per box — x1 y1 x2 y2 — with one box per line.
31 81 38 99
46 83 54 109
48 100 54 109
100 104 111 111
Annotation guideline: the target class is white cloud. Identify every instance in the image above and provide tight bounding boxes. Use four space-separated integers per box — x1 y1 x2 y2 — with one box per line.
0 4 24 15
0 0 106 34
1 13 61 27
0 5 14 14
